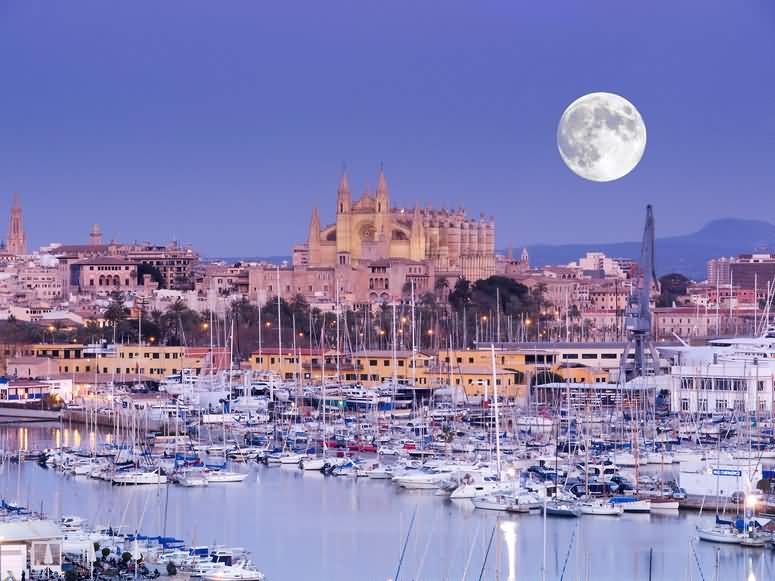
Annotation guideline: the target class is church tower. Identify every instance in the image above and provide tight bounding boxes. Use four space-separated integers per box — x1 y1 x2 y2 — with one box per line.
520 247 530 267
409 205 426 260
6 193 27 256
374 166 390 241
307 208 321 266
335 169 352 264
90 223 103 245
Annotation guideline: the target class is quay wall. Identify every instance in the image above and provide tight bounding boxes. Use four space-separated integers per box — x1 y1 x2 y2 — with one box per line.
62 409 171 432
0 406 61 422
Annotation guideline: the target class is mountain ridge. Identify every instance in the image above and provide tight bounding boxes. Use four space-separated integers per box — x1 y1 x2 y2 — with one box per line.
516 218 775 280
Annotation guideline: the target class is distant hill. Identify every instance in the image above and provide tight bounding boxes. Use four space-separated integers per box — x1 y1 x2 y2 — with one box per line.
203 255 291 265
516 218 775 281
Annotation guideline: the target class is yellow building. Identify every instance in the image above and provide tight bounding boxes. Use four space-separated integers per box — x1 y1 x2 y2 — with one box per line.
299 169 496 281
247 348 435 385
25 343 204 381
248 346 527 399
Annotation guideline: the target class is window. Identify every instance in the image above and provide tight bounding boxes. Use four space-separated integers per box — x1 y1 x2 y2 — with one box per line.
601 353 618 360
369 360 378 366
716 399 727 411
562 354 579 360
714 378 731 391
582 353 597 359
153 353 160 359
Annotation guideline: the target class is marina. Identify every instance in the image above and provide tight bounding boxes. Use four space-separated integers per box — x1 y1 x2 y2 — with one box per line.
1 2 773 579
0 403 774 581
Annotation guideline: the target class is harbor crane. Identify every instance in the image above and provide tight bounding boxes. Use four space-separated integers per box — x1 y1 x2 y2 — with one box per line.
621 204 660 383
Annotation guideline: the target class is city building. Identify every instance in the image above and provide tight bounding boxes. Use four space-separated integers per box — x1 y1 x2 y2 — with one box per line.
69 256 138 292
707 253 775 289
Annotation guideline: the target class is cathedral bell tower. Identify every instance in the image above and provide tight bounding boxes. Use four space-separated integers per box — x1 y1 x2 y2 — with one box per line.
307 208 321 266
374 165 391 252
335 169 352 265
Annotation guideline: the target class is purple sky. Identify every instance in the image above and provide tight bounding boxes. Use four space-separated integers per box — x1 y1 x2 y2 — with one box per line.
1 1 774 256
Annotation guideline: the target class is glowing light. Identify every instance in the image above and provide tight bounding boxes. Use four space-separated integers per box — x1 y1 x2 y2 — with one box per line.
499 520 518 581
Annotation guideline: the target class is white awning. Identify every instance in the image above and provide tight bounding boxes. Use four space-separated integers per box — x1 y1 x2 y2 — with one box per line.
0 520 63 543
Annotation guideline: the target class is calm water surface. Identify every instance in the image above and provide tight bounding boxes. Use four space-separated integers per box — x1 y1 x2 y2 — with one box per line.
0 425 773 581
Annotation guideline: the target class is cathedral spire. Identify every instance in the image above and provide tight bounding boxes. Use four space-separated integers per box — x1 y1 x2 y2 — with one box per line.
409 204 425 261
308 207 321 265
336 168 351 214
376 164 389 198
337 168 350 197
308 207 320 238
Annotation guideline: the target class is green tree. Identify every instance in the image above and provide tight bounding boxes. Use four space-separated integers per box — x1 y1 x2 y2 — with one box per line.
136 262 165 288
657 273 690 307
103 292 129 328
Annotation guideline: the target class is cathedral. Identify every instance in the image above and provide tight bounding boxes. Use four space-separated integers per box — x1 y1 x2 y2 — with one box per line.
295 168 496 283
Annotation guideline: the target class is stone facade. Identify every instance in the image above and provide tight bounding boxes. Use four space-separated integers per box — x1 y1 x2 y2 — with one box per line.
275 169 496 305
297 169 496 282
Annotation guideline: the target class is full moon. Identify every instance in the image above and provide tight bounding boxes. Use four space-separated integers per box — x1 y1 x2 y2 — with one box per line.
557 92 646 182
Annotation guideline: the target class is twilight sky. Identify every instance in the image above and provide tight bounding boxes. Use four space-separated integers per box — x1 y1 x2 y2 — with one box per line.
1 1 774 256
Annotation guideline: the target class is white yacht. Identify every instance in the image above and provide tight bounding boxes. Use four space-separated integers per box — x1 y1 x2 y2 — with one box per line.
112 469 167 485
206 471 248 483
579 499 623 516
202 561 266 581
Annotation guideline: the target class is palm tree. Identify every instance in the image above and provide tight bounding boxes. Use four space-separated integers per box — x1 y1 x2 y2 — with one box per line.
434 276 449 302
103 294 128 328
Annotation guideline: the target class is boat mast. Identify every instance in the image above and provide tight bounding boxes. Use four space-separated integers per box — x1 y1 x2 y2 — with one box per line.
335 282 340 384
411 279 417 414
276 265 282 373
490 344 502 479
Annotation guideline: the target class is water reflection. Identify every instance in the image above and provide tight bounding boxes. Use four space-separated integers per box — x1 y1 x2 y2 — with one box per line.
0 425 773 581
499 519 518 581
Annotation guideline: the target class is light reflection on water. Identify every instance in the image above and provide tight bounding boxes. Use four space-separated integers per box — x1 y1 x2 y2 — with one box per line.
0 424 773 581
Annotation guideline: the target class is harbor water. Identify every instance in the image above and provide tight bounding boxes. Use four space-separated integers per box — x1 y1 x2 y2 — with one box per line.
1 425 773 581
